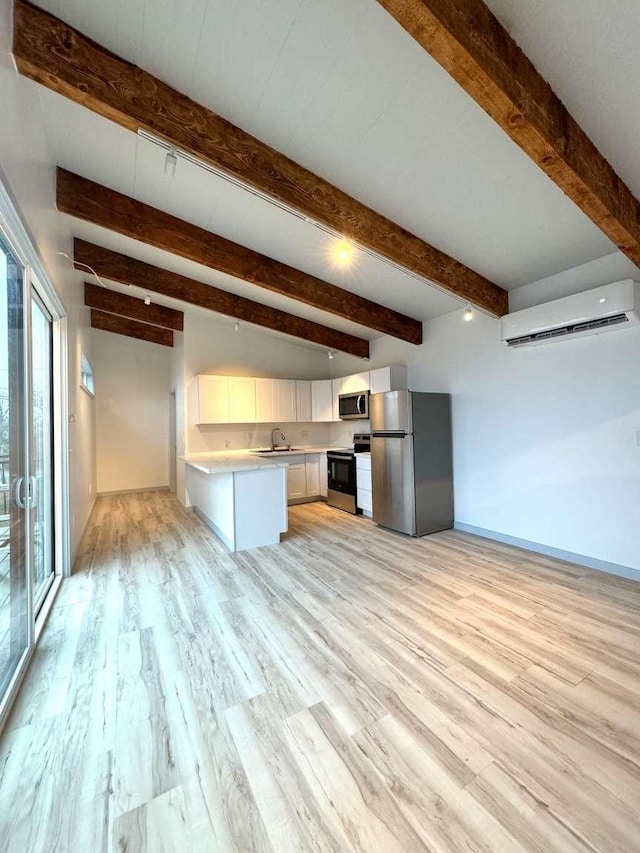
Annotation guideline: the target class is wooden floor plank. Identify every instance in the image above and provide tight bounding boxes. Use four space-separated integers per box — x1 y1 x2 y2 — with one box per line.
1 492 639 852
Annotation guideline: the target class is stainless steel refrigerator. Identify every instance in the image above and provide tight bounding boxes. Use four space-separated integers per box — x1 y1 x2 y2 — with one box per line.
370 390 453 536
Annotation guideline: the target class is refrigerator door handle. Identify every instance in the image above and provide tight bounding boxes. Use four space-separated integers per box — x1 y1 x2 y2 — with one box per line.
371 431 407 438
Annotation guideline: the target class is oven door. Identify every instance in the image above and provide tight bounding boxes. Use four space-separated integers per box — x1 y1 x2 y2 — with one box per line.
327 452 356 495
327 451 358 514
339 392 369 420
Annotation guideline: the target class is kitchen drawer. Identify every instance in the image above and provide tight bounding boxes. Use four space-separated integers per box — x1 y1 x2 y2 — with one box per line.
356 468 372 493
357 487 372 512
356 454 371 469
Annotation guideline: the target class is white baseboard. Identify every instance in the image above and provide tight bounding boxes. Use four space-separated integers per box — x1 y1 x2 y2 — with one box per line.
97 485 170 496
454 522 640 583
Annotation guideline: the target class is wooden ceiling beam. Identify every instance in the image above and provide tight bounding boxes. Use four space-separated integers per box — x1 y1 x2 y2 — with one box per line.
85 282 184 331
58 168 420 345
377 0 640 266
76 240 371 359
91 309 174 346
13 0 507 317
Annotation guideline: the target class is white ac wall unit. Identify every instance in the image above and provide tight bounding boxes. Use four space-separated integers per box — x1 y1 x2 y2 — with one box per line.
501 280 640 348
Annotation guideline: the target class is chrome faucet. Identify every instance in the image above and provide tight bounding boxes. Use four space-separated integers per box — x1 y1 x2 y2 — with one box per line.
270 427 287 451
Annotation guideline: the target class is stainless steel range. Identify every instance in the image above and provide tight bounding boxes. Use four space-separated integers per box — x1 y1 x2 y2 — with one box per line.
326 433 370 515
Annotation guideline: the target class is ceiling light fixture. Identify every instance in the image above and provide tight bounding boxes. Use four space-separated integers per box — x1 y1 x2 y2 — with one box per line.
234 320 240 332
164 149 177 177
137 128 482 316
463 305 475 322
332 239 354 268
144 294 151 306
327 350 334 359
56 251 108 288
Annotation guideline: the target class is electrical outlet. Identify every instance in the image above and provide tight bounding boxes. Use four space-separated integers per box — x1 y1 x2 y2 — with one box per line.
224 439 231 449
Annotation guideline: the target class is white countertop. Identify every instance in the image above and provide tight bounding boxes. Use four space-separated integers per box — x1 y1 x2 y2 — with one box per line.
182 451 287 474
250 445 345 457
181 446 346 475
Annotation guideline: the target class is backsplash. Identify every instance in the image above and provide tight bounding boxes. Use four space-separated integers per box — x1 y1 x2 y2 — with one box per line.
189 422 332 453
329 420 370 448
188 420 371 454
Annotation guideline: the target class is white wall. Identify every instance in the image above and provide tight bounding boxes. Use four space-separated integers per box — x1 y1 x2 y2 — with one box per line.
93 330 170 493
332 296 640 573
0 0 96 562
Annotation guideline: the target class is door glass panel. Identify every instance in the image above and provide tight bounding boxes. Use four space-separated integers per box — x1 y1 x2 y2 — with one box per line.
30 294 54 611
0 235 28 699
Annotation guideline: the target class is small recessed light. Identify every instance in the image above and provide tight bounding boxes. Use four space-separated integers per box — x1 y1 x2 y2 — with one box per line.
599 297 606 304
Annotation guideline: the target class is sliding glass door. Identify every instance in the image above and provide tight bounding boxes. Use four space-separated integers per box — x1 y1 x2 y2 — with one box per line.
30 294 55 611
0 235 29 701
0 197 62 726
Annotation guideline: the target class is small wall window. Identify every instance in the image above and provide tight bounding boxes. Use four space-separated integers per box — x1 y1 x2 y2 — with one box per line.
80 352 95 397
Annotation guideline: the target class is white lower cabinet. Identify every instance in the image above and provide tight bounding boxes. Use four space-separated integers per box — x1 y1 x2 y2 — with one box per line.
356 454 372 518
319 453 328 497
305 454 321 496
279 453 326 502
286 462 307 500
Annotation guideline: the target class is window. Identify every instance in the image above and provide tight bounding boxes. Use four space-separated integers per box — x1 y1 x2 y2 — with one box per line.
80 352 95 397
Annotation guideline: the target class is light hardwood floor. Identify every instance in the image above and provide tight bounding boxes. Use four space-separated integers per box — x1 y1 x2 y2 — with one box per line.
1 492 640 852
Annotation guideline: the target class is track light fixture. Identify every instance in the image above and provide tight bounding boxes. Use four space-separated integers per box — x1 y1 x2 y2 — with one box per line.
463 304 475 322
144 295 151 306
234 320 240 332
327 350 334 359
164 149 177 177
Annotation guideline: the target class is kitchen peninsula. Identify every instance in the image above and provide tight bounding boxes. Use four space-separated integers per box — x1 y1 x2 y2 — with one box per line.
183 452 289 552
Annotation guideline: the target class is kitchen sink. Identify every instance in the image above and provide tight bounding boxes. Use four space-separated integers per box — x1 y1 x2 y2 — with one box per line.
251 447 306 455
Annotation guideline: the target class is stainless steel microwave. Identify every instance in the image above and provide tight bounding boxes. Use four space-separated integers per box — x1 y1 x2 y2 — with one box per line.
338 391 370 420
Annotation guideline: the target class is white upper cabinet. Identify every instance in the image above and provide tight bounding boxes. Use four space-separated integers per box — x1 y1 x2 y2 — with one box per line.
196 375 229 424
195 366 402 425
341 371 370 393
369 365 408 395
311 379 333 422
227 377 256 423
275 379 297 422
255 378 275 422
295 380 312 422
331 377 343 422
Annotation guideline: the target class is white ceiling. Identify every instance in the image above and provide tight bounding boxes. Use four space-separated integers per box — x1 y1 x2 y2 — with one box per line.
21 0 640 345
